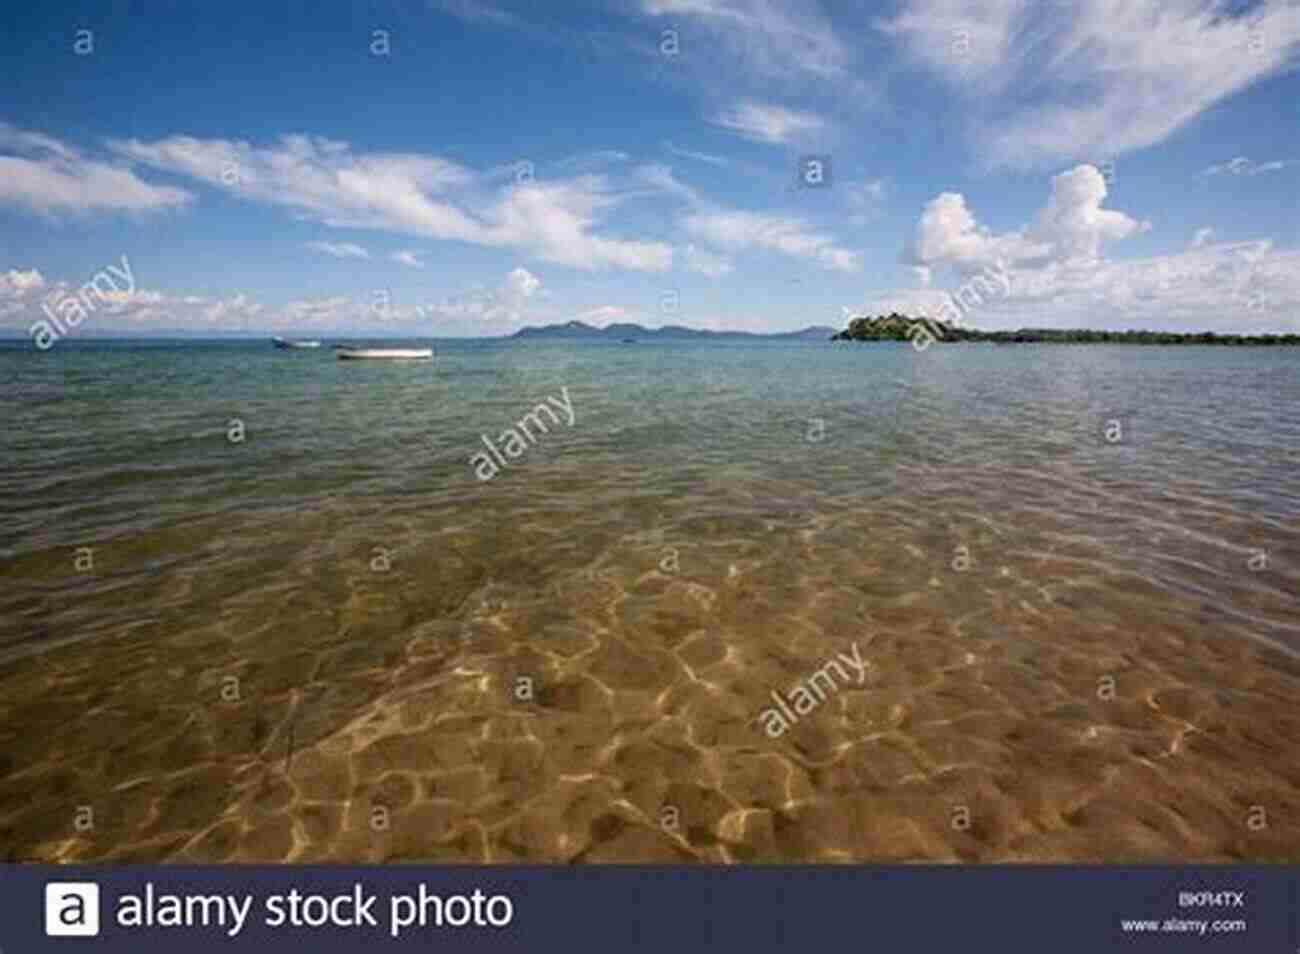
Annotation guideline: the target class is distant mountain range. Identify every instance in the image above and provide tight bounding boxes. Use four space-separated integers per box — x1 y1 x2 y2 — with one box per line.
510 320 837 340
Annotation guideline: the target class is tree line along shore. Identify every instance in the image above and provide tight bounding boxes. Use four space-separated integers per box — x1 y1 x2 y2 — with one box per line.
832 313 1300 345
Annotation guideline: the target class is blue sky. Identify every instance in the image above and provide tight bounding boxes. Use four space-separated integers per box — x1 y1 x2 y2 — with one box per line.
2 0 1299 336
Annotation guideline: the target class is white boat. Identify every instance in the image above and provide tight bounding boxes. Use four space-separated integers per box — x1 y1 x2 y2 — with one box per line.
335 347 433 360
272 337 322 349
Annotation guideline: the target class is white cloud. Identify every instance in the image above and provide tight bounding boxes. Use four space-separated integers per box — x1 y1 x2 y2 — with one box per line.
278 296 355 327
204 293 264 323
391 249 425 268
429 0 529 29
849 178 886 204
633 162 704 204
878 186 1300 333
0 268 47 319
684 209 858 271
1029 164 1150 262
554 149 631 172
845 177 887 224
904 164 1146 276
406 267 546 331
0 124 193 216
709 100 826 145
1202 156 1299 176
904 191 1048 272
575 304 630 323
663 141 728 165
641 0 849 81
501 266 541 308
878 163 1300 332
306 241 370 259
109 133 673 272
986 240 1300 330
682 243 734 277
1 268 45 294
879 0 1300 169
633 162 857 273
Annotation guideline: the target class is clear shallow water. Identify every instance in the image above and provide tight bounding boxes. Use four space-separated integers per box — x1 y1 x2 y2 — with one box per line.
1 339 1297 862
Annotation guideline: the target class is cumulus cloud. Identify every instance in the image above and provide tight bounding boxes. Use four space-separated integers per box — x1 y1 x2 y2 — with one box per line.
860 240 1300 333
0 123 193 216
501 266 541 308
109 133 673 272
904 164 1146 277
1029 164 1151 262
0 268 47 319
403 267 546 332
904 192 1048 273
879 0 1300 169
881 169 1298 333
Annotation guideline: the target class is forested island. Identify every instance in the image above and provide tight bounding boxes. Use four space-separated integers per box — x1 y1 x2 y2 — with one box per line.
833 313 1300 345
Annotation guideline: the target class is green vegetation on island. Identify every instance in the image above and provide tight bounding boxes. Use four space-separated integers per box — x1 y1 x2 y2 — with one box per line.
831 313 1300 345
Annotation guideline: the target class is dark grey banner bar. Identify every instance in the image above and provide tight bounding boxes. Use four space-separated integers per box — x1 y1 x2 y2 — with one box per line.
2 864 1294 952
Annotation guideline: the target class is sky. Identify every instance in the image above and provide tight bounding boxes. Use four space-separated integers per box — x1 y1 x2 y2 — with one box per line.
2 0 1299 337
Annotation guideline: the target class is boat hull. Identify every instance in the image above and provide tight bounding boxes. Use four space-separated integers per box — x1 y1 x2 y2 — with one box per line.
272 337 322 349
336 348 433 360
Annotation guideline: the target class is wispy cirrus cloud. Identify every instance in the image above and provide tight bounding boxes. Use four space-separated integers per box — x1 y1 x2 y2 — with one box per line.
0 123 192 216
633 162 858 272
663 141 728 166
684 208 858 272
391 249 425 268
575 304 630 323
682 243 734 277
879 0 1300 170
709 100 827 145
109 133 673 272
1202 156 1300 176
428 0 529 29
641 0 849 81
306 240 370 259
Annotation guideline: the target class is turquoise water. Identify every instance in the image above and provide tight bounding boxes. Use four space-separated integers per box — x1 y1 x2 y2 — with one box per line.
1 339 1297 862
